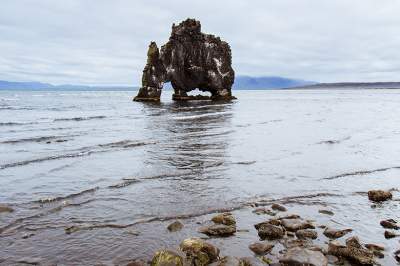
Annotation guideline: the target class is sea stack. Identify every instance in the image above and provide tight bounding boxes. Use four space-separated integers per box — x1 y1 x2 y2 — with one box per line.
134 18 235 102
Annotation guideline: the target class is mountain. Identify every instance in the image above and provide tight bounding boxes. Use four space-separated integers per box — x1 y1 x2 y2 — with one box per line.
289 82 400 90
0 80 54 90
0 80 137 91
0 77 315 91
233 76 316 89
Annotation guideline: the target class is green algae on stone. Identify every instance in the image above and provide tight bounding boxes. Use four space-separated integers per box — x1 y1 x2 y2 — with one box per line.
180 238 219 266
151 250 184 266
211 213 236 226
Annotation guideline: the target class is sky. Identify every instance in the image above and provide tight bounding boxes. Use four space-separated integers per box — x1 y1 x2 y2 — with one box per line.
1 0 400 85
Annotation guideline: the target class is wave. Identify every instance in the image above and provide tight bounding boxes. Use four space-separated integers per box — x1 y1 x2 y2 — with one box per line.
53 115 106 122
0 121 38 126
35 187 99 204
0 191 341 237
172 112 232 121
0 140 152 170
0 135 67 144
324 166 400 180
316 136 351 145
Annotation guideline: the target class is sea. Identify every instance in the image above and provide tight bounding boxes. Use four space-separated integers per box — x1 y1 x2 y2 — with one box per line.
0 89 400 265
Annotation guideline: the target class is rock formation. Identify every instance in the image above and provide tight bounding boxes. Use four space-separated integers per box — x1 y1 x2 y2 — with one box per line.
134 18 235 102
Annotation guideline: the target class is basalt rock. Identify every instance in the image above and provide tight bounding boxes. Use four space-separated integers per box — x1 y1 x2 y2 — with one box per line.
134 18 235 102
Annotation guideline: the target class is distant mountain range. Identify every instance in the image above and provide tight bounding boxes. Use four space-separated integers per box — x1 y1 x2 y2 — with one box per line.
1 78 400 91
233 76 316 89
289 82 400 90
0 76 314 90
0 80 135 91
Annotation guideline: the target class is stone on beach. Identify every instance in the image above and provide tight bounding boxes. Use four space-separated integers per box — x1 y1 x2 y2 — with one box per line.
384 230 398 239
279 247 328 266
180 238 219 266
380 219 398 229
248 242 274 255
281 218 315 232
151 250 184 266
323 227 352 239
318 209 334 216
295 229 318 240
255 223 285 240
211 213 236 226
367 190 392 202
328 237 375 265
167 220 184 232
199 224 236 237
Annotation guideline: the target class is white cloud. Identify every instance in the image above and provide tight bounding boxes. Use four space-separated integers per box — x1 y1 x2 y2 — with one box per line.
1 0 400 85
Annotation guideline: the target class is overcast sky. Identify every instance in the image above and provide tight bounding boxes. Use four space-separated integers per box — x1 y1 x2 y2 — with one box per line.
1 0 400 85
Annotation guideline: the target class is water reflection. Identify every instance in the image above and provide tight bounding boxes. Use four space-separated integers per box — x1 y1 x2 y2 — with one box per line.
142 100 234 179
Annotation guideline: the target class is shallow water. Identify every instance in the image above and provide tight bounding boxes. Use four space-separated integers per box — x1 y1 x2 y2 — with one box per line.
0 89 400 265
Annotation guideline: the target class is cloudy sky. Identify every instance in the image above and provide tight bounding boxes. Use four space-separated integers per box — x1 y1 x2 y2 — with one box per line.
1 0 400 85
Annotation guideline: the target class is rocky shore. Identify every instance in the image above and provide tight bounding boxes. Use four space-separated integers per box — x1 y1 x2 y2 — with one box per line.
123 189 399 266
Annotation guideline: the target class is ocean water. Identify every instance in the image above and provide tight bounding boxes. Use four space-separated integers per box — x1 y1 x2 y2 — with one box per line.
0 89 400 265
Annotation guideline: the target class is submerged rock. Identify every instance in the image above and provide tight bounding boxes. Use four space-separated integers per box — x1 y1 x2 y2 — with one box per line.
151 250 184 266
167 220 184 232
134 18 235 102
255 223 285 240
65 226 80 234
252 208 276 216
280 247 328 266
328 237 375 265
295 229 318 240
271 203 287 212
0 205 14 213
248 242 274 255
199 224 236 237
367 190 392 202
323 227 352 239
180 238 219 266
211 213 236 226
318 209 334 216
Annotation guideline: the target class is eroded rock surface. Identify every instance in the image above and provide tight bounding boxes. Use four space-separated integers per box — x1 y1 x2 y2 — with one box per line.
134 18 235 102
